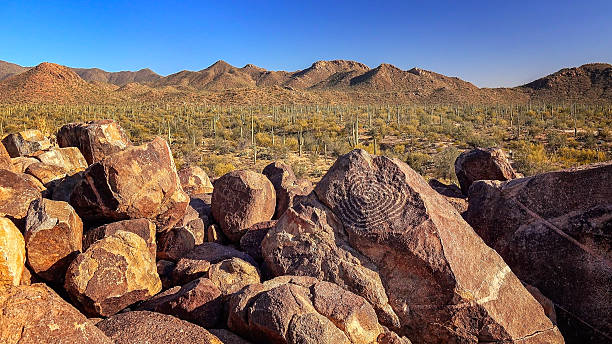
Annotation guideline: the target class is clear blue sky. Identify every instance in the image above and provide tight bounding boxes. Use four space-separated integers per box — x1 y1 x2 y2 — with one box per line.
1 0 611 87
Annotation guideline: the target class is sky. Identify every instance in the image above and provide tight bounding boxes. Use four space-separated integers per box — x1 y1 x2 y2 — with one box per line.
1 1 611 87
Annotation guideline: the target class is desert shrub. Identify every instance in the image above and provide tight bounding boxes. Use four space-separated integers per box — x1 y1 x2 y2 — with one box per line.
512 142 553 176
405 151 430 175
432 146 460 183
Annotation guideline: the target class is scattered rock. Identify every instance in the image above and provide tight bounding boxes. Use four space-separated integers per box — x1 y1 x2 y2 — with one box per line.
0 169 41 226
0 283 113 343
211 170 275 242
83 218 156 258
25 161 67 184
64 231 161 317
70 137 189 231
96 311 222 344
0 217 26 286
239 220 277 262
56 119 132 164
1 129 52 158
263 161 313 218
178 165 214 195
32 147 88 173
454 147 518 194
24 199 82 282
465 162 612 343
208 257 260 295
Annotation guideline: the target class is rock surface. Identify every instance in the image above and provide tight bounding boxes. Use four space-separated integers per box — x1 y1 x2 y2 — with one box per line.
64 230 161 316
428 179 468 213
24 199 83 282
0 217 26 286
263 161 314 218
157 205 205 261
465 162 612 343
25 161 67 185
0 283 113 344
70 137 189 231
56 119 132 164
264 149 563 343
211 170 275 242
0 142 10 170
0 169 40 225
32 147 88 174
239 220 277 262
208 257 260 295
178 165 214 195
9 156 39 173
454 147 518 194
1 129 52 158
83 218 156 258
96 311 222 344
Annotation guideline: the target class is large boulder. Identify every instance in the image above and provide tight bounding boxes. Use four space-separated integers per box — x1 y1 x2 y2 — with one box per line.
263 149 563 343
239 220 277 263
464 162 612 343
0 142 10 170
212 170 275 242
70 137 189 231
228 275 386 344
208 257 260 295
64 230 161 317
24 199 83 282
263 161 313 218
0 283 112 344
56 119 132 164
178 165 214 195
157 205 205 261
83 218 156 258
25 161 67 185
32 147 88 174
9 156 39 173
0 169 40 226
1 129 52 158
454 147 518 194
0 217 26 286
96 311 222 344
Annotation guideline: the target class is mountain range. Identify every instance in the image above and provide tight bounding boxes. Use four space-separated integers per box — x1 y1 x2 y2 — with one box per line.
0 59 610 104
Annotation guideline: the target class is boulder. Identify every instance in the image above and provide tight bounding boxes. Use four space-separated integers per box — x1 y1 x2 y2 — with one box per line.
178 165 214 195
239 220 277 262
9 156 39 173
32 147 88 173
263 149 563 343
1 129 52 158
428 179 468 213
64 230 161 317
0 217 26 286
70 137 189 231
25 161 67 184
136 277 223 328
83 218 156 258
212 170 275 242
56 119 132 164
49 172 84 202
0 142 10 170
454 147 518 194
208 257 260 295
157 259 176 289
24 199 83 282
0 169 40 225
263 161 313 218
0 283 112 344
96 311 222 344
208 329 253 344
228 276 386 344
19 173 46 192
464 162 612 343
157 205 205 261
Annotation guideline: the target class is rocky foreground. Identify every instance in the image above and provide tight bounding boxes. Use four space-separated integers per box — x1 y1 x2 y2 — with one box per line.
0 120 609 344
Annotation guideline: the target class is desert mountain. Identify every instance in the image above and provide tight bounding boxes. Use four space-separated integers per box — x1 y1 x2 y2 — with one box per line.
73 67 161 86
0 60 29 81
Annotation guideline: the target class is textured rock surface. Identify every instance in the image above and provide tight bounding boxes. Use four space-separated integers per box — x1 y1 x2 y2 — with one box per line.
56 119 132 164
157 205 205 261
0 217 26 286
212 170 275 242
263 161 314 218
83 218 156 258
96 311 222 344
0 169 40 225
454 147 518 194
70 137 189 231
25 161 67 184
178 165 214 195
64 231 161 316
239 220 277 262
264 149 563 343
24 199 83 282
32 147 88 174
1 129 52 158
465 162 612 343
49 172 83 202
428 179 468 213
208 329 253 344
208 257 260 295
0 142 10 170
9 156 39 173
0 283 113 344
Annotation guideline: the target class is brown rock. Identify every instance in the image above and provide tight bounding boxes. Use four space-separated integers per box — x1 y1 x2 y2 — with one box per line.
0 142 10 170
19 172 46 192
96 311 222 344
263 161 313 218
64 230 161 317
464 162 611 343
525 284 557 325
178 165 214 195
25 161 67 184
1 129 52 157
157 205 205 261
212 170 276 242
428 179 468 213
49 172 83 202
136 277 223 327
24 199 82 282
208 329 253 344
0 169 41 225
56 119 132 164
264 149 563 343
0 217 26 286
208 257 260 295
83 218 156 258
157 259 176 289
9 156 39 173
454 147 518 194
70 137 189 231
32 147 88 173
239 220 277 262
206 223 225 243
0 283 113 344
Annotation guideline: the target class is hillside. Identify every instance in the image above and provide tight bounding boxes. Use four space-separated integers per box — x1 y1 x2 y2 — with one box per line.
0 60 29 81
73 67 162 86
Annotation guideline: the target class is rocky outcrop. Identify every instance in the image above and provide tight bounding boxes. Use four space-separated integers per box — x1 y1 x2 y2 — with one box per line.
0 169 41 226
24 199 83 282
454 147 518 194
465 162 612 343
0 217 26 286
212 170 276 242
178 165 214 195
264 149 563 343
83 218 156 258
70 137 189 231
56 120 132 164
64 231 161 316
96 311 222 344
1 129 52 158
263 161 313 218
0 283 113 343
32 147 88 174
